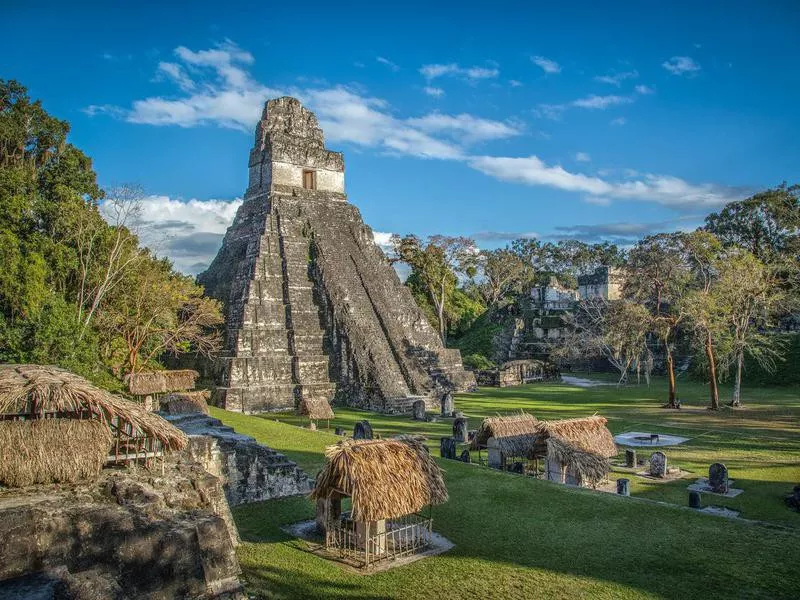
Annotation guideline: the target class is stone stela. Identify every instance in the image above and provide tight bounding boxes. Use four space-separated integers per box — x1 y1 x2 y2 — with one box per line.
199 97 475 415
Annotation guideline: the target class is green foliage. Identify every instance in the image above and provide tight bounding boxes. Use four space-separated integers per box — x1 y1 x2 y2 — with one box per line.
461 352 496 370
742 333 800 386
450 309 507 359
0 80 222 380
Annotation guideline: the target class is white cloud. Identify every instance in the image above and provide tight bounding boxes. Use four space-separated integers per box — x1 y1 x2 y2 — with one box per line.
583 196 611 206
467 155 742 209
423 86 445 97
156 62 195 92
594 70 638 86
376 56 400 71
610 117 627 126
634 84 654 95
101 195 243 274
406 113 522 143
509 80 523 87
662 56 701 75
531 55 561 74
575 152 591 162
372 231 395 252
571 94 633 110
419 63 499 81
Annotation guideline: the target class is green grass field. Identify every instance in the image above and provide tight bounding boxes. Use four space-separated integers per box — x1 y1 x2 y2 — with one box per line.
212 375 800 599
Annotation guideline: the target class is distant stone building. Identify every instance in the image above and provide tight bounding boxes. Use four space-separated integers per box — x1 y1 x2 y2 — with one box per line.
199 97 475 415
530 276 579 311
577 266 625 301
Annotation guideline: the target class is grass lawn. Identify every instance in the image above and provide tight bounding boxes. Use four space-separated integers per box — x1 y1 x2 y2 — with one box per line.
211 374 800 599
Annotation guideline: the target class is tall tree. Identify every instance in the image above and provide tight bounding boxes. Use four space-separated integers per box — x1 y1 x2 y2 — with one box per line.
392 234 478 343
680 231 724 410
624 233 691 408
714 251 787 406
479 247 531 306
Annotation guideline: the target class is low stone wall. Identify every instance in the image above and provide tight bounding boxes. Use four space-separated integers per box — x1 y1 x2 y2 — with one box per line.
472 359 561 388
0 449 243 599
167 412 313 506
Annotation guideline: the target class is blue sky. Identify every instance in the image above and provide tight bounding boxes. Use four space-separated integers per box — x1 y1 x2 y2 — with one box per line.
4 1 800 273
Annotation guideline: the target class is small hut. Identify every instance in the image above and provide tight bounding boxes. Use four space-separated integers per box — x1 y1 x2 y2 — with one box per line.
533 416 618 487
125 369 199 409
0 364 188 487
470 413 539 469
298 397 335 429
311 436 447 567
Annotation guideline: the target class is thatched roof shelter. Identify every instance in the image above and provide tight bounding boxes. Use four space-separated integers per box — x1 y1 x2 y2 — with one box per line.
125 369 199 396
0 364 187 451
531 415 617 458
546 436 610 487
0 419 112 487
470 413 539 458
299 397 335 421
161 391 210 415
311 436 447 523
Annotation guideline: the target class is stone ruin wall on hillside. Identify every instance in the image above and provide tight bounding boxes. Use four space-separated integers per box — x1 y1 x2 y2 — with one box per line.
199 97 475 415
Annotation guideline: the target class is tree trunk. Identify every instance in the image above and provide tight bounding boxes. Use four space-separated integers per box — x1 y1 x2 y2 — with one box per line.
730 350 743 407
705 330 719 410
665 348 678 408
438 278 447 345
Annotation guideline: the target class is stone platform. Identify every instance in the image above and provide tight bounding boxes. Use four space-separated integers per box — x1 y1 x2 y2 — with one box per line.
166 412 312 506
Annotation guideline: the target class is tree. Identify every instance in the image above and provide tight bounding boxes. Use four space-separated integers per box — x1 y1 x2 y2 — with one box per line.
680 231 724 410
554 298 651 385
704 183 799 263
714 251 786 406
99 256 223 373
511 238 625 289
479 247 531 306
392 234 478 343
624 233 692 408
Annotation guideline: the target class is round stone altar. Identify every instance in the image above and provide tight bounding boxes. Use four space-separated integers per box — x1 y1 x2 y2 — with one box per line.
614 431 689 447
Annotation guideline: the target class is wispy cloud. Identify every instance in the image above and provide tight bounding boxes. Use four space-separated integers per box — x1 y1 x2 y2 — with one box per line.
376 56 400 71
662 56 701 76
610 117 627 126
472 230 540 242
531 55 561 74
423 86 445 98
406 113 522 144
552 215 703 243
575 152 591 162
467 155 743 210
419 63 499 81
509 80 523 88
634 84 654 95
572 94 633 110
593 70 638 86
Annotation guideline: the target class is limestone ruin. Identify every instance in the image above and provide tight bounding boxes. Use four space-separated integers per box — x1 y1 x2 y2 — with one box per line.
199 97 475 414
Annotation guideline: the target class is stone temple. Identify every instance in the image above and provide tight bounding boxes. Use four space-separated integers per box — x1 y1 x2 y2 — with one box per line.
199 97 475 415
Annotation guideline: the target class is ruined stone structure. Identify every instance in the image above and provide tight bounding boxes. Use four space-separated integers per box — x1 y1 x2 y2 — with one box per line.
199 97 474 414
577 266 625 301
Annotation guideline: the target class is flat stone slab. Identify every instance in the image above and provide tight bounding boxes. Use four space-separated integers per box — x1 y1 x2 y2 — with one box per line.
614 431 689 447
687 478 744 498
699 506 740 519
283 520 454 573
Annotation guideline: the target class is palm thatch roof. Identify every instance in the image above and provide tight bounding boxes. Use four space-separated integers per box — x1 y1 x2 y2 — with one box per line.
532 415 617 458
0 419 112 487
546 436 610 487
0 364 187 451
125 370 199 395
470 413 539 458
161 391 210 415
299 397 335 421
311 436 448 523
